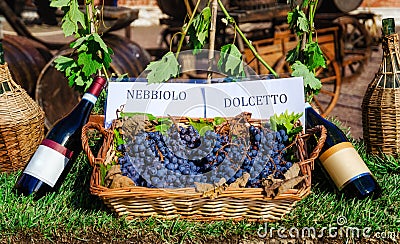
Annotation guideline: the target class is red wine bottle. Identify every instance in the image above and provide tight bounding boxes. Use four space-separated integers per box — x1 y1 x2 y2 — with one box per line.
14 76 107 198
305 104 381 199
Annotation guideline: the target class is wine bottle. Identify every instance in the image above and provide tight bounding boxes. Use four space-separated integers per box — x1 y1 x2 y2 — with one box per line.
14 76 107 199
305 104 381 199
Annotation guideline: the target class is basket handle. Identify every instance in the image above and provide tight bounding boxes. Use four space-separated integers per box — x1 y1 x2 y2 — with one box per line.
81 122 114 167
305 125 327 161
296 125 327 187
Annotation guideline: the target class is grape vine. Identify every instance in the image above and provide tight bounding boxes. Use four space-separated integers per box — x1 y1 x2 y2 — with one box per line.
286 0 325 102
50 0 113 93
143 0 278 84
143 0 324 103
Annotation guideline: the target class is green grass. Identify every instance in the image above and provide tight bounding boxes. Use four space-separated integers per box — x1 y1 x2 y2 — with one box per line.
1 139 399 243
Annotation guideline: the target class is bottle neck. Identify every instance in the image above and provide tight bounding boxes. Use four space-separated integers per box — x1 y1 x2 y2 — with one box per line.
379 33 400 88
82 76 107 104
382 18 395 36
0 41 4 65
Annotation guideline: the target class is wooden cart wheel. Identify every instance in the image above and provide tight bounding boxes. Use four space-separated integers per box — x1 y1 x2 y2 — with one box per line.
274 47 341 117
312 55 342 117
333 16 372 82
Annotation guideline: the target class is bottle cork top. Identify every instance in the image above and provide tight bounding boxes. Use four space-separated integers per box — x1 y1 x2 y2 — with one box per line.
86 76 107 97
382 18 395 36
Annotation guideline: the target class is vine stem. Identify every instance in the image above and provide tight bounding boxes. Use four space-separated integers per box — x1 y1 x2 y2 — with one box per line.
207 0 218 84
217 0 279 78
88 1 109 79
87 2 95 34
175 0 202 58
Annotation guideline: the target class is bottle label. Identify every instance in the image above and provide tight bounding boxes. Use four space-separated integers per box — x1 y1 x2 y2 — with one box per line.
319 142 371 190
82 93 97 104
23 139 73 187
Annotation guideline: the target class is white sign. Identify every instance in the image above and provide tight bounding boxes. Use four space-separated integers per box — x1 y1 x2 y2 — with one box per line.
105 77 305 128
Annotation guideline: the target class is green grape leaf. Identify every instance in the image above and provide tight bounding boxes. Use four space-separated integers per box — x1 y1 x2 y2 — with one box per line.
286 45 299 64
67 72 77 87
198 125 214 136
291 61 322 91
85 34 113 70
287 9 294 25
298 14 309 32
270 110 303 141
71 35 89 49
58 1 86 37
304 41 326 70
113 128 125 146
145 51 180 83
218 44 245 77
53 55 75 72
99 163 112 186
120 112 157 121
187 7 211 54
290 126 303 138
65 64 78 77
73 71 85 86
157 118 171 123
77 51 103 76
188 118 214 136
147 114 157 121
92 33 109 52
102 47 114 69
287 6 309 35
50 0 70 7
155 118 172 135
213 117 226 126
60 17 76 38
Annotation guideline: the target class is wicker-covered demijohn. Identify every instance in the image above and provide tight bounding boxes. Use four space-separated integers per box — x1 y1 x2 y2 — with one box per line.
362 18 400 156
0 63 45 172
82 115 326 222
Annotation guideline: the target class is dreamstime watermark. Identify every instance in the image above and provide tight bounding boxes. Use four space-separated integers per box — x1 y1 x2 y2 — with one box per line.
257 216 399 241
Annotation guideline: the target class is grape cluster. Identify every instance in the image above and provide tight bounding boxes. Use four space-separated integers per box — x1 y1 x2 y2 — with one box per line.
178 125 201 148
246 127 293 188
116 123 295 189
118 125 233 188
117 132 155 187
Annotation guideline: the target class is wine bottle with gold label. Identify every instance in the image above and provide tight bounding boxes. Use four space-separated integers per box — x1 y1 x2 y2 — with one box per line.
306 104 381 199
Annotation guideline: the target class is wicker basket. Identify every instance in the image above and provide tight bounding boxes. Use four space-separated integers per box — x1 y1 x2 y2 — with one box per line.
0 63 45 172
82 117 326 221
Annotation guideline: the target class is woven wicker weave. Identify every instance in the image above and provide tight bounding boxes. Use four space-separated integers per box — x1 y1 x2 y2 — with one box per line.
82 117 326 221
362 33 400 155
0 63 45 172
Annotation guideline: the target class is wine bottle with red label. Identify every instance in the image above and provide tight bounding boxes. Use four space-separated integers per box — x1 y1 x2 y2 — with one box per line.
305 104 381 199
14 76 107 198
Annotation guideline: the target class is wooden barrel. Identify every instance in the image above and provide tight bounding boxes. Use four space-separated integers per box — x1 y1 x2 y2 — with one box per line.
157 0 229 20
4 0 25 17
3 34 53 99
36 34 151 129
317 0 363 13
